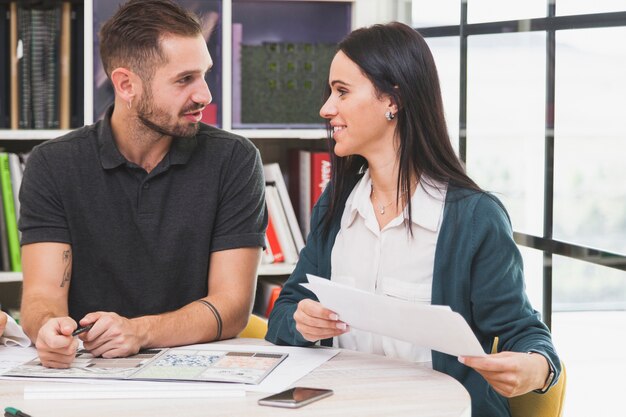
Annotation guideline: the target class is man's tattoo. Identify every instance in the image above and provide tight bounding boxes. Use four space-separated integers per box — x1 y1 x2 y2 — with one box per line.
60 249 72 287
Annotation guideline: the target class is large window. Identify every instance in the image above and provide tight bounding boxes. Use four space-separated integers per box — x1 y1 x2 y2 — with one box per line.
413 2 626 415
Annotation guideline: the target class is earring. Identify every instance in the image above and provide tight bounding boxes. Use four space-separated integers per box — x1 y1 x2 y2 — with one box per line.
385 111 395 121
127 99 133 110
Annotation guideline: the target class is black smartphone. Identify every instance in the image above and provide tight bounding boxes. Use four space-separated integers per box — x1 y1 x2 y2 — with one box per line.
258 387 333 408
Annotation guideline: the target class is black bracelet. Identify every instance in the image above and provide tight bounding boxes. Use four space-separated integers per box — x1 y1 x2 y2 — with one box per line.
196 299 223 341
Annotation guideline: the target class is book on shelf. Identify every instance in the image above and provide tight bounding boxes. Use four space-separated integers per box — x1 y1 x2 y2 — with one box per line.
231 22 242 126
8 153 22 227
59 1 71 129
0 153 21 272
261 235 273 264
6 1 75 129
253 278 283 319
264 285 281 318
9 2 18 129
288 150 331 237
0 2 10 128
264 213 284 263
69 0 83 128
0 174 10 272
265 184 298 265
263 163 304 253
15 3 63 129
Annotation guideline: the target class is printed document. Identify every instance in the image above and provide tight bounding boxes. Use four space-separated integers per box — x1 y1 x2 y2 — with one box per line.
3 347 287 384
302 274 486 357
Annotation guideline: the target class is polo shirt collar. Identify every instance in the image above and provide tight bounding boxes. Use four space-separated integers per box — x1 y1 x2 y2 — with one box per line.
341 169 447 232
98 105 198 170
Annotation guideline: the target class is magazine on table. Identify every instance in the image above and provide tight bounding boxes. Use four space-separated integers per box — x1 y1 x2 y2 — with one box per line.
3 347 288 385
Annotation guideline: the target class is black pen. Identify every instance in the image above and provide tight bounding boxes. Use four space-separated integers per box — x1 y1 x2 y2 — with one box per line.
4 407 32 417
71 323 94 337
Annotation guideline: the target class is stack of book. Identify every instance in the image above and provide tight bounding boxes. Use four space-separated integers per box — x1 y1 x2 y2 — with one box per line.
6 1 73 129
288 150 331 237
252 277 283 319
262 163 304 266
0 152 25 272
257 155 331 317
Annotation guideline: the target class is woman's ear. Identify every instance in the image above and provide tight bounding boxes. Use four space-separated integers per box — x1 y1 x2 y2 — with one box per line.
385 85 401 114
386 95 399 115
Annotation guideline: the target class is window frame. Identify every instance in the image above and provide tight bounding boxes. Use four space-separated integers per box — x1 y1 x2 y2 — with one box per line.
415 3 626 328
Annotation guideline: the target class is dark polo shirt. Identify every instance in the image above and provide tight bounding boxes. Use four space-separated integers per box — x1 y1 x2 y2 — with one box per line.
19 108 267 322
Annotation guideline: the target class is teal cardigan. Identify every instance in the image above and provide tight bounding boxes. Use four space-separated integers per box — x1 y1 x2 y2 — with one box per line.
266 182 561 417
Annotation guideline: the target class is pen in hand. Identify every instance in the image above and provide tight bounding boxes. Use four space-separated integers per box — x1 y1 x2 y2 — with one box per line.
71 323 94 337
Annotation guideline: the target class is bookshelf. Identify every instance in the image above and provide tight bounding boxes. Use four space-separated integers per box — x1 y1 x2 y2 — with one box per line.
0 0 406 294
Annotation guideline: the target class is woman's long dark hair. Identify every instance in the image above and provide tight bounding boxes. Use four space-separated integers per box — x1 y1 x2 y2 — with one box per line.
322 22 481 235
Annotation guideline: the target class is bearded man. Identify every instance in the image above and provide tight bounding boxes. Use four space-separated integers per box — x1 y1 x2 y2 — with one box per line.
19 0 266 368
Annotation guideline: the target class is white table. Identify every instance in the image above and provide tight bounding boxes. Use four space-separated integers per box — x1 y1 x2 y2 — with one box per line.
0 339 471 417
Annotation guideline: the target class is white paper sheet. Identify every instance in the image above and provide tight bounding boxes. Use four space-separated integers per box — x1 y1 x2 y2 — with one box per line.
0 314 32 347
302 274 486 357
0 346 38 373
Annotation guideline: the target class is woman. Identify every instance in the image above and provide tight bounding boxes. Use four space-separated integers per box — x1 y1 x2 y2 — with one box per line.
265 22 560 417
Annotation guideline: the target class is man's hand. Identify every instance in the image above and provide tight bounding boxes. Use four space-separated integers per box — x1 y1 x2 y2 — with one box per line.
0 312 7 335
293 299 349 342
35 317 79 368
458 351 550 397
79 312 145 358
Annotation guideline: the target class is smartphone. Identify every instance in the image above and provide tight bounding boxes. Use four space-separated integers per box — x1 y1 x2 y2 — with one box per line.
258 387 333 408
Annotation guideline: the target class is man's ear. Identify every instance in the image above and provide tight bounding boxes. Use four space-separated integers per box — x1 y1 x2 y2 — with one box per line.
110 67 139 104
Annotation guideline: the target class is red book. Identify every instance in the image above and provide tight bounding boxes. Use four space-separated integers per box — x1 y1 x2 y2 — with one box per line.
310 152 331 209
264 286 282 318
200 103 218 126
266 212 285 263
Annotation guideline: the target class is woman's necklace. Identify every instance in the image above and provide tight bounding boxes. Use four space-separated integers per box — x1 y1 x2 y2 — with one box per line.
371 184 394 215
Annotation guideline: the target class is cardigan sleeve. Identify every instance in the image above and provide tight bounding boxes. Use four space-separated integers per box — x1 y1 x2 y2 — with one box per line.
469 194 561 390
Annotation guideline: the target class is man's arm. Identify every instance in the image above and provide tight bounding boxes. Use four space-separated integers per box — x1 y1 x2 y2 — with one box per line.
21 242 79 368
80 247 261 358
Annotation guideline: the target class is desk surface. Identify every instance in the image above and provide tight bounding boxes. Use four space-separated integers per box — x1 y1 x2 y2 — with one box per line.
0 339 471 417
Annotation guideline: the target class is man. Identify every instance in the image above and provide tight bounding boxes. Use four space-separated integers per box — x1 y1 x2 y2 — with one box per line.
19 0 266 368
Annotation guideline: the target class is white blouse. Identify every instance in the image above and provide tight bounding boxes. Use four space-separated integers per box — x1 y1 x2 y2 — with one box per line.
330 170 447 365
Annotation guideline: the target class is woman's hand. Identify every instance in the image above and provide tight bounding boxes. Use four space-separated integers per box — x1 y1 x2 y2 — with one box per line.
293 299 349 342
0 312 7 335
458 351 550 397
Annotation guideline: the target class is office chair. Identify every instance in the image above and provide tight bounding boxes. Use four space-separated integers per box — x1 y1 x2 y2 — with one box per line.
238 314 268 339
491 338 567 417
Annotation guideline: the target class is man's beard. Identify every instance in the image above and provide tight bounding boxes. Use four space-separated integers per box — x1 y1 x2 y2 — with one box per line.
136 88 202 138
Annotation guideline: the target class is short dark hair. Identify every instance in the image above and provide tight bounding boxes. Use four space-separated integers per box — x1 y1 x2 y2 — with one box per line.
322 22 481 234
99 0 202 81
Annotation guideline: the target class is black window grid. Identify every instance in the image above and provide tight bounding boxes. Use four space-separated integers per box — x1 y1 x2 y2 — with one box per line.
415 4 626 329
